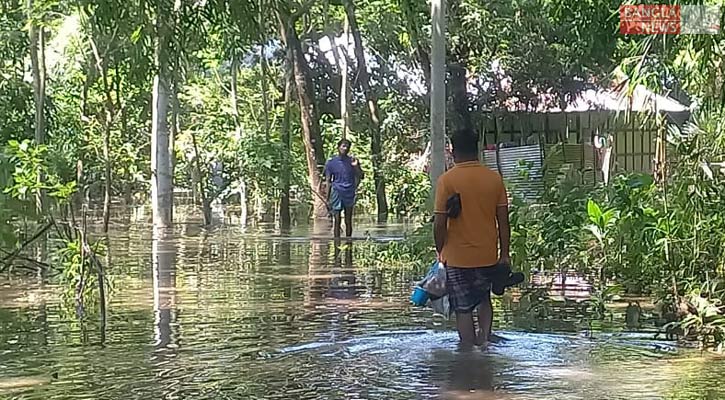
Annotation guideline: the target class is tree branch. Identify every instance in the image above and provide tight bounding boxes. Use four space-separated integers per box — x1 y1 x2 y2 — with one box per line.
291 0 316 21
0 222 53 269
0 248 52 271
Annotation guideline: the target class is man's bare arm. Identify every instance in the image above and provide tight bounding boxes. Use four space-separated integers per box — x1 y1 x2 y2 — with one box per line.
352 157 364 180
433 213 448 255
321 165 330 198
496 204 511 262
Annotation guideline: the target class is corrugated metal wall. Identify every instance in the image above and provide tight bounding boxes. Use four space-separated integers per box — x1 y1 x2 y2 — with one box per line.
472 111 689 201
482 145 545 202
542 143 597 186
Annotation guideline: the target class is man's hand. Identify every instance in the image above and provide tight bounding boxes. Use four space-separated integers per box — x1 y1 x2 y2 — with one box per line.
351 157 359 167
498 254 511 267
433 213 447 258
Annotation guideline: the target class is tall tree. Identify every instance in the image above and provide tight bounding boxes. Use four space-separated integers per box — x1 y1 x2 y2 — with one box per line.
27 0 46 213
339 20 352 139
88 26 117 233
280 49 293 230
276 1 328 219
151 0 174 227
343 0 388 218
429 0 446 192
400 0 431 91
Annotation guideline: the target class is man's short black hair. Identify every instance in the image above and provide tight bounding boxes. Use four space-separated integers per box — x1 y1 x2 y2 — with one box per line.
338 139 352 147
450 130 479 158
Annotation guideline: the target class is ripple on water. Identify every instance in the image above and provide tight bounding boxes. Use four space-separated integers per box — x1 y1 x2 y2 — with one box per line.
1 221 724 400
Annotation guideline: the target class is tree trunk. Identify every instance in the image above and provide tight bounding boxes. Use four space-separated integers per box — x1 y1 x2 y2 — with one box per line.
90 34 116 234
152 229 176 349
28 0 46 214
230 55 239 125
401 0 431 91
280 58 293 230
151 4 173 228
191 163 200 205
152 75 173 227
429 0 447 193
81 65 92 119
339 20 352 139
344 0 388 219
230 54 247 228
260 45 272 140
239 176 247 227
190 131 212 226
254 182 264 220
322 9 347 138
102 121 112 233
118 67 132 204
170 83 179 212
449 63 472 133
278 14 327 219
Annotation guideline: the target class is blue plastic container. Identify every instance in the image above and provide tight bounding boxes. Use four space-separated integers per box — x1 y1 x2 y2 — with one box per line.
411 286 429 306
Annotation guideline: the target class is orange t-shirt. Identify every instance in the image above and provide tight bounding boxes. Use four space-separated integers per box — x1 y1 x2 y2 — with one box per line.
434 161 508 268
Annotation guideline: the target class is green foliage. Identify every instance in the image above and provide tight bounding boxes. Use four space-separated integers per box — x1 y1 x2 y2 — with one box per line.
358 223 434 272
4 139 77 203
387 166 430 217
54 236 108 316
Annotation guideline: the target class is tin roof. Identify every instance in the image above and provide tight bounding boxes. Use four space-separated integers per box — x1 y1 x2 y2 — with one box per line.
502 83 689 114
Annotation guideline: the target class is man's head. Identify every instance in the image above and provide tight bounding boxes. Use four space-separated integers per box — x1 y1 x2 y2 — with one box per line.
451 130 479 162
338 139 352 157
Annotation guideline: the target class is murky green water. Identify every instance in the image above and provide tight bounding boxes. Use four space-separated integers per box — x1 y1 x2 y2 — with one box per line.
1 219 724 400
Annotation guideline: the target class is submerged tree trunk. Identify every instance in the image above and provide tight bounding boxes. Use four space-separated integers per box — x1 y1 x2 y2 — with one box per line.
280 56 293 230
278 11 327 219
151 4 173 228
344 0 388 219
190 131 212 226
28 0 46 214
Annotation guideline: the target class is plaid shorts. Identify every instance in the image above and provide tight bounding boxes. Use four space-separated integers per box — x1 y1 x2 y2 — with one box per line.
447 264 509 313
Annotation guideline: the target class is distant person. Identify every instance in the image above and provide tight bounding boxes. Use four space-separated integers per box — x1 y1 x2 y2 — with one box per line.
323 139 363 238
433 130 522 348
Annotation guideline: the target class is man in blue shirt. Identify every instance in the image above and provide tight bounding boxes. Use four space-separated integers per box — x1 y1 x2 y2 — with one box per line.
323 139 364 237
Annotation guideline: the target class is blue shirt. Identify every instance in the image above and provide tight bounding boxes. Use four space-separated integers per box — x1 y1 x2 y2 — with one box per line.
325 155 358 202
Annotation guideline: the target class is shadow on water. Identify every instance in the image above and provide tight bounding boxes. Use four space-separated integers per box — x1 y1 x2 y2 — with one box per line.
1 217 725 399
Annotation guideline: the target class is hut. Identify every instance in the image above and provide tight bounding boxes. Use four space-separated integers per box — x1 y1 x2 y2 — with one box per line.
478 83 690 201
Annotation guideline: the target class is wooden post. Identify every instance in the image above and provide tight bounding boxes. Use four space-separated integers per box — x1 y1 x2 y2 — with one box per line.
494 114 503 175
577 113 583 175
591 112 596 184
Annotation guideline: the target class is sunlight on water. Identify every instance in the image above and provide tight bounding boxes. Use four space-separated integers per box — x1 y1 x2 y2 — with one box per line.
1 219 724 399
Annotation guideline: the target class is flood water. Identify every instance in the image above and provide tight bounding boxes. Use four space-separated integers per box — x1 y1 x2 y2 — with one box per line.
1 218 725 400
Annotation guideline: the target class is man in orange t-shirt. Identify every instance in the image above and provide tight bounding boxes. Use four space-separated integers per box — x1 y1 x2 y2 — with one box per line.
433 130 517 348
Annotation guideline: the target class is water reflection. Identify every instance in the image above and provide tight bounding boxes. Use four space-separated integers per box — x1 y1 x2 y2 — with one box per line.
2 221 725 400
305 236 330 306
152 229 176 349
328 239 357 300
431 349 497 399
